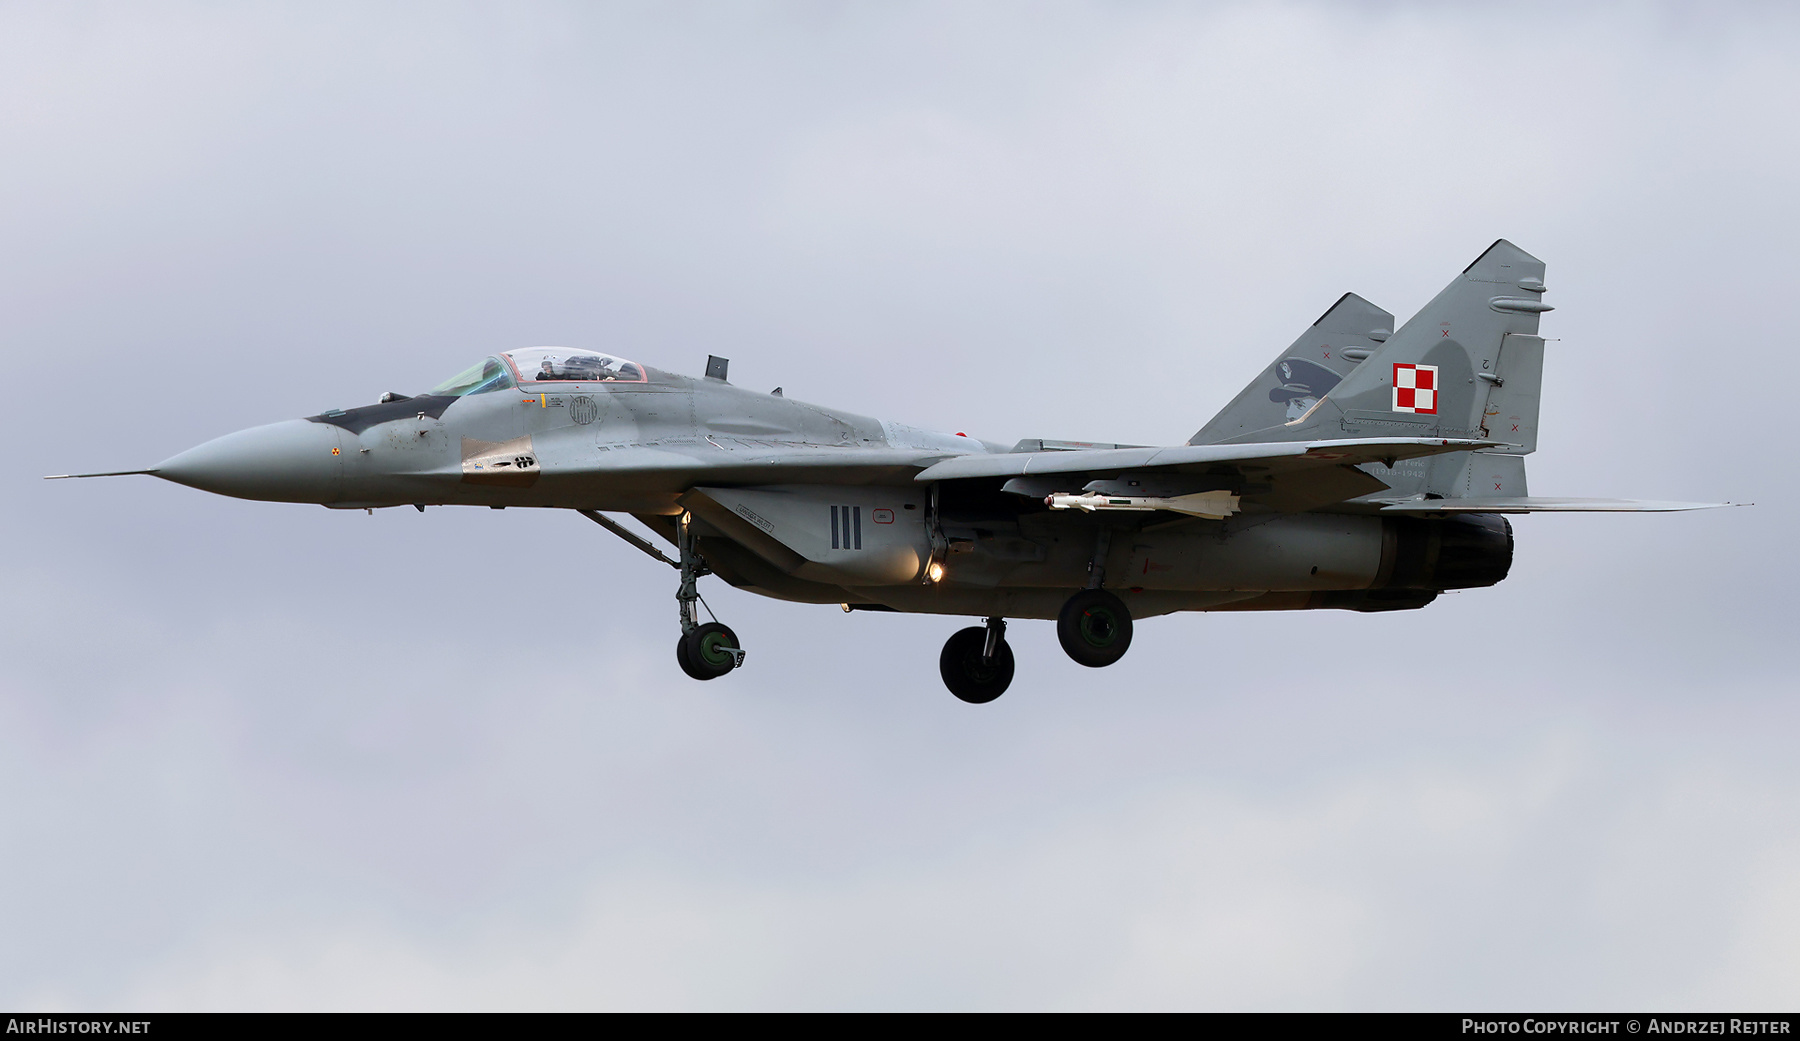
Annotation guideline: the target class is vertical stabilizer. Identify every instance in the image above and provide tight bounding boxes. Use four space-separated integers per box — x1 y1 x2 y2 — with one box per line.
1291 239 1547 445
1190 293 1394 444
1203 241 1552 501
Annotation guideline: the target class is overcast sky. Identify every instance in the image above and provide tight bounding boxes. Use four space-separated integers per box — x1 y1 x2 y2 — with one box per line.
3 0 1797 1011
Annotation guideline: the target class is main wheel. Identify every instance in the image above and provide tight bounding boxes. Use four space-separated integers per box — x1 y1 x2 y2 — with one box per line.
939 626 1015 704
678 622 741 680
1057 588 1133 668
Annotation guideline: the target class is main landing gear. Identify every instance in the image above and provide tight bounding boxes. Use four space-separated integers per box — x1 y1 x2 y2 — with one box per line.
937 587 1135 703
673 513 744 681
1056 587 1133 668
939 527 1136 703
1058 525 1133 668
940 617 1014 704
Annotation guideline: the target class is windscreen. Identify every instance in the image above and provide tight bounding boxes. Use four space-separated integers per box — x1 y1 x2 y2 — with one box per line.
427 356 516 397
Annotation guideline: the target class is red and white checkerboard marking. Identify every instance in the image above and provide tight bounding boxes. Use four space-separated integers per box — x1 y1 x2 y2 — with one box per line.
1392 363 1438 414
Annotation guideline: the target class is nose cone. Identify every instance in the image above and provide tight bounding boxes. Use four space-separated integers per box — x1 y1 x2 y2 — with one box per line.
156 419 344 503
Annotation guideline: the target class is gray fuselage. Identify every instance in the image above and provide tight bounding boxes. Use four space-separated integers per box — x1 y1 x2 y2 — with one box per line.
152 360 1509 621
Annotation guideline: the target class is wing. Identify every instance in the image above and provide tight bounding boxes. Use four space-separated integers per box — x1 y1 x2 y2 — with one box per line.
913 436 1505 481
913 436 1511 513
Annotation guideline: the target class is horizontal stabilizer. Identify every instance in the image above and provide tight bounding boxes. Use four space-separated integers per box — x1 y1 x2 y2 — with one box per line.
1380 497 1740 514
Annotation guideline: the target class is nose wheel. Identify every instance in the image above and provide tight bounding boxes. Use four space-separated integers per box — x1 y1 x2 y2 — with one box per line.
940 617 1014 703
677 621 744 680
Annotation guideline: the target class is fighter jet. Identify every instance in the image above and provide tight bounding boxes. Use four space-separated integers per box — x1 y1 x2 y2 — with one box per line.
50 241 1730 702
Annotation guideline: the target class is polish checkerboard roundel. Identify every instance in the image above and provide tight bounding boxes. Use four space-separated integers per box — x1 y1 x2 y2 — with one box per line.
1392 363 1438 414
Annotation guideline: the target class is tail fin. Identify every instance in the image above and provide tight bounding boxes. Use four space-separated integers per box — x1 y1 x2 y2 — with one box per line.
1190 292 1394 444
1201 240 1551 500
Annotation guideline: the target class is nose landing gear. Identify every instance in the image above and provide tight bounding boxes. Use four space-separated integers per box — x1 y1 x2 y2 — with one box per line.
673 512 743 681
580 507 745 680
940 616 1014 703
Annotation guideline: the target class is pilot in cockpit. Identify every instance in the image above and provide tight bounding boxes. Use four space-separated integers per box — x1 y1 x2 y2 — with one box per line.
565 355 618 381
535 354 623 381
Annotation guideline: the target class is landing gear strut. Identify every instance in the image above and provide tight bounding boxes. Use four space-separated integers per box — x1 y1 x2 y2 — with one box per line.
940 616 1014 703
673 513 743 681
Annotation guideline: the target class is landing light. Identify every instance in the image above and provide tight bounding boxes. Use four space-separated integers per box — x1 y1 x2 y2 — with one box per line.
927 562 946 583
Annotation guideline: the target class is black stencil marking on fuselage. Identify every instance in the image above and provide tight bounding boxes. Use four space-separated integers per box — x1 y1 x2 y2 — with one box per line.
830 505 862 550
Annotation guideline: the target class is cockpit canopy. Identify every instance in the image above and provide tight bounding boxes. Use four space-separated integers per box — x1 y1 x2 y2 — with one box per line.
428 348 648 397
